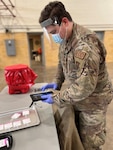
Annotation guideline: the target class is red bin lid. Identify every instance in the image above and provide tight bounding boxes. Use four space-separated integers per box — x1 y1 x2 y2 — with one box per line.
5 64 28 71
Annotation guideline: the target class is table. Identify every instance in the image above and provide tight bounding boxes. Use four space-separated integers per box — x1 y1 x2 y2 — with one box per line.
0 83 60 150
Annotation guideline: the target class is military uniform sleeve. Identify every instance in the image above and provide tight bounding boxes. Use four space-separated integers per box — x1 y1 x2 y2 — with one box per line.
53 53 65 90
53 42 100 107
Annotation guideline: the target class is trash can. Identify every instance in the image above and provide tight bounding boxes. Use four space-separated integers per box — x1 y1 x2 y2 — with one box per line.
4 64 37 94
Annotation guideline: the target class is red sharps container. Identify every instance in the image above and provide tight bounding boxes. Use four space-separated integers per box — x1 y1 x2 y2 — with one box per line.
4 64 37 94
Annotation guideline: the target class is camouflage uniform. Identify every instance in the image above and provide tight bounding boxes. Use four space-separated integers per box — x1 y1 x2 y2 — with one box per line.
52 23 113 150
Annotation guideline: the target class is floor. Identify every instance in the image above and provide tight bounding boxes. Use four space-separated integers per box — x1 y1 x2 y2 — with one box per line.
0 60 113 150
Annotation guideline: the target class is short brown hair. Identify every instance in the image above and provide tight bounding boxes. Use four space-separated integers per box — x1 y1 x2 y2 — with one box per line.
39 1 72 25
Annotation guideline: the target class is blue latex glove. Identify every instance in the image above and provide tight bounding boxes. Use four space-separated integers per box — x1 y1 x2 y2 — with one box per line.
41 94 54 104
41 83 57 91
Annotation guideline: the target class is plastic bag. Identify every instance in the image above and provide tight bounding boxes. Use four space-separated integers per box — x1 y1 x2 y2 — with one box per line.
4 64 37 94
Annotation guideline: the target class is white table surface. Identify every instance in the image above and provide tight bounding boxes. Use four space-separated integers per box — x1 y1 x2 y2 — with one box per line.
0 83 60 150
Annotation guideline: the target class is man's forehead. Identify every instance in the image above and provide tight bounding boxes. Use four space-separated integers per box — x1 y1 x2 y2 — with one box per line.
40 18 53 28
46 25 57 33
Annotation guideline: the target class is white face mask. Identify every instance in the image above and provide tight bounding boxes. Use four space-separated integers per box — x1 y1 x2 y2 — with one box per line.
51 33 63 44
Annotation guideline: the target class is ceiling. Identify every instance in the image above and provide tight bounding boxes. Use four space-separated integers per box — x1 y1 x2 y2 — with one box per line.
0 0 113 31
0 0 15 17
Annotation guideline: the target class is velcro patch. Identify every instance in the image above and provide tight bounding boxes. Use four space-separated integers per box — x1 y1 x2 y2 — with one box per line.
75 50 86 60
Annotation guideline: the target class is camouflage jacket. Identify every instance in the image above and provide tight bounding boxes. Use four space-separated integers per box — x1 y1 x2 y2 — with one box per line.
53 23 113 110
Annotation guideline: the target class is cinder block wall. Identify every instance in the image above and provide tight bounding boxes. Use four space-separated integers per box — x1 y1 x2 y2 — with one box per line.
44 36 59 66
0 32 30 69
0 31 113 69
104 31 113 62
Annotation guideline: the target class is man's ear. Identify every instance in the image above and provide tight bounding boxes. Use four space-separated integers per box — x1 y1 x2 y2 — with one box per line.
62 17 69 26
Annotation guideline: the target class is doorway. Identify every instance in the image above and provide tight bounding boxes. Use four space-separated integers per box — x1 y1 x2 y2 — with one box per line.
27 32 45 68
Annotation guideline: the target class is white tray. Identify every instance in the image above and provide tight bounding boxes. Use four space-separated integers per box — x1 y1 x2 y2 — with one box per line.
0 105 40 134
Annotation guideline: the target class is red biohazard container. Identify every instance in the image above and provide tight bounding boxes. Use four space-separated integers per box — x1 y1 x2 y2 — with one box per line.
4 64 37 94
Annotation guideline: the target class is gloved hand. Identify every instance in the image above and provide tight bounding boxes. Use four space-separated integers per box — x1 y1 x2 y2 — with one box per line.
41 94 54 104
41 83 57 91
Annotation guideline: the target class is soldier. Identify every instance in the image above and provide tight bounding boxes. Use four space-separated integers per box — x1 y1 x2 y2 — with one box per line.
39 1 113 150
